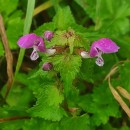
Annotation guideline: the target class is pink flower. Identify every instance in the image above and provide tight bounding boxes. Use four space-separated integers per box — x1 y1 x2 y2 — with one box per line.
17 33 46 60
90 38 120 66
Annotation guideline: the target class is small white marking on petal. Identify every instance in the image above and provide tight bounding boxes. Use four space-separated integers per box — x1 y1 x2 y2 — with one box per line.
95 56 104 66
30 49 39 60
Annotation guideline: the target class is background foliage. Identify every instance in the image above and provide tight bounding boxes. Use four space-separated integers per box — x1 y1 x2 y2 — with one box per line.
0 0 130 130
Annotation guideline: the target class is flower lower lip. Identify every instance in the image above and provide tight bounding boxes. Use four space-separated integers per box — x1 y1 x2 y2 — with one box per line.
30 50 39 61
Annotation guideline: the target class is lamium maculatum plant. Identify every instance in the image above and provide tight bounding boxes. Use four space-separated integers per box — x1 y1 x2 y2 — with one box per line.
2 0 130 129
4 4 126 130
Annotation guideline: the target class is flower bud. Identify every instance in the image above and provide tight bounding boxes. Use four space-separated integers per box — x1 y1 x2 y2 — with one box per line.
44 31 54 41
46 48 56 56
42 62 53 71
80 51 90 58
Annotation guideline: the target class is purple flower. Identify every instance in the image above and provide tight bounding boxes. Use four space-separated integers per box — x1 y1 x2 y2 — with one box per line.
17 33 46 60
90 38 120 66
42 62 53 71
44 31 54 41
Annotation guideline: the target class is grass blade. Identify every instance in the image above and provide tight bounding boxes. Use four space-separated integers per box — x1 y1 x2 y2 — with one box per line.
15 0 35 77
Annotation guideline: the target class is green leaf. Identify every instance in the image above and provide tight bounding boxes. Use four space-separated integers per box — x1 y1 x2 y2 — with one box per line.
23 118 59 130
50 0 61 11
50 55 82 95
53 6 75 30
60 114 91 130
120 126 130 130
28 84 66 121
114 37 130 58
73 33 87 49
59 55 81 93
1 73 33 110
75 0 130 35
71 23 88 34
68 32 75 54
28 55 56 84
50 30 68 46
74 0 96 20
78 59 94 83
6 17 24 49
23 115 91 130
23 118 39 130
119 62 130 92
34 22 56 36
78 82 121 126
0 120 24 130
102 123 118 130
95 0 130 34
0 0 19 16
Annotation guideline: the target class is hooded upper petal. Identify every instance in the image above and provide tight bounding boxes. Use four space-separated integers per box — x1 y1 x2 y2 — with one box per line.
17 33 37 48
90 38 120 57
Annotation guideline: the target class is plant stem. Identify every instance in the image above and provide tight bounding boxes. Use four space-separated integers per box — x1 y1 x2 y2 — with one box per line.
33 1 52 16
0 116 30 122
33 0 62 16
0 14 13 98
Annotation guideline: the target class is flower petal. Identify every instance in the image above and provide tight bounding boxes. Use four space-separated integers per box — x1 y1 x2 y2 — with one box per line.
90 38 120 57
96 38 120 53
89 41 99 57
17 33 37 48
33 36 46 52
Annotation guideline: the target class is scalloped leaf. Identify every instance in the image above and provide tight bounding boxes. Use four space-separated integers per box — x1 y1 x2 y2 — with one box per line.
53 6 75 30
50 54 82 96
28 84 66 121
